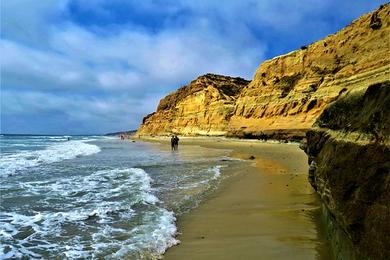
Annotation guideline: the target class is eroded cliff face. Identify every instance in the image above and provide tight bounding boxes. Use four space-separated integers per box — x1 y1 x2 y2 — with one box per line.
302 81 390 259
228 4 389 137
138 4 389 138
138 74 250 136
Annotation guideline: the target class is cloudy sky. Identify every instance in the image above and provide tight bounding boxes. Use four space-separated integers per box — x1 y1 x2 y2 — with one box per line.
1 0 385 134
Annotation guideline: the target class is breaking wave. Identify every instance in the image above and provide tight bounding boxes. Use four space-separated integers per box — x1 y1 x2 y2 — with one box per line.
0 140 101 176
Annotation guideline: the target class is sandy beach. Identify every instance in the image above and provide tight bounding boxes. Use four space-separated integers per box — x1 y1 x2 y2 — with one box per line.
136 137 332 259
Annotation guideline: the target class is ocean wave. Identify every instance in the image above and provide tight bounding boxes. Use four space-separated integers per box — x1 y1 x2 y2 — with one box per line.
176 165 223 191
209 165 223 180
110 208 178 259
0 140 101 176
0 168 178 259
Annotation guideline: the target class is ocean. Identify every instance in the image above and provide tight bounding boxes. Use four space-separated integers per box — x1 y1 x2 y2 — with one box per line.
0 135 238 259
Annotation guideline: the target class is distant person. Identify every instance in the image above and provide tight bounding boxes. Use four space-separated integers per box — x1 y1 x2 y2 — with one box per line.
174 135 179 150
171 135 176 151
67 137 70 141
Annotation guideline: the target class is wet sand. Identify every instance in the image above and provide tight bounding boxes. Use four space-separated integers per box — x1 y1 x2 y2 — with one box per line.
139 137 332 259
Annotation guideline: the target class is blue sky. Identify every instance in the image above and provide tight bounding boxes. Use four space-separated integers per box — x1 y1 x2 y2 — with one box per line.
1 0 386 134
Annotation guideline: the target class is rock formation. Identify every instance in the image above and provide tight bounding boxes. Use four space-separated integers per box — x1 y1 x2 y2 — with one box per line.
228 4 389 138
302 81 390 259
138 74 250 136
138 4 389 139
136 4 390 258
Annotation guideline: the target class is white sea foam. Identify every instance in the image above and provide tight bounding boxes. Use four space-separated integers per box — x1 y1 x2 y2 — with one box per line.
0 168 178 259
0 137 234 259
0 140 101 176
174 165 224 192
111 209 179 259
209 165 223 180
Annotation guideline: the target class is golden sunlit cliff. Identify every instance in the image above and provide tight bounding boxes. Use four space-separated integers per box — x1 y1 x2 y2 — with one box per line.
137 4 389 139
138 74 250 136
136 4 390 259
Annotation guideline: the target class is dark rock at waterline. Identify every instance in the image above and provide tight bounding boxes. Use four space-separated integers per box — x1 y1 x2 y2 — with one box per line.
303 81 390 259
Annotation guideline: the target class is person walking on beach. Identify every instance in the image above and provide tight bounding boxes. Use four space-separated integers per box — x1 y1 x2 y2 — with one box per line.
171 135 176 151
171 135 180 151
174 135 179 150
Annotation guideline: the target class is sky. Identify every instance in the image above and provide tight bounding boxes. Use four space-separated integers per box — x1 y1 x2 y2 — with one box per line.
0 0 386 135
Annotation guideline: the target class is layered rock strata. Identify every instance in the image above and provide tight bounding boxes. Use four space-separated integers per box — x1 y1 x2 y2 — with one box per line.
302 81 390 259
138 4 389 139
138 74 250 136
228 4 390 137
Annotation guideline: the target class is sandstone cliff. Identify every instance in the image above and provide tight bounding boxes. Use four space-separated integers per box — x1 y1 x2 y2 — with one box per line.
138 4 389 139
136 4 390 258
138 74 250 136
302 81 390 259
228 4 389 137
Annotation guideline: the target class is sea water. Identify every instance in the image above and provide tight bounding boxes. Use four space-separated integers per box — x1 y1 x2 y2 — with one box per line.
0 135 238 259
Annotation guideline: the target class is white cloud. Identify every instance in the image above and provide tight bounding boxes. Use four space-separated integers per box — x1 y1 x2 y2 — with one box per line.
1 39 95 90
1 18 265 92
1 0 385 133
1 89 161 133
1 0 68 46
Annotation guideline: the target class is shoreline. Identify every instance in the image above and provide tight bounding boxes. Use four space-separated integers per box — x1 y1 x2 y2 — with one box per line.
136 136 333 259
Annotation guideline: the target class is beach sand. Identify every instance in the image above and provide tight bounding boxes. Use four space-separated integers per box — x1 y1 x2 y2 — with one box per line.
138 137 332 260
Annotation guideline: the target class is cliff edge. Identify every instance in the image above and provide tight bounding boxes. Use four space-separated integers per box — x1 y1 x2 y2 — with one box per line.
302 81 390 259
229 4 389 137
